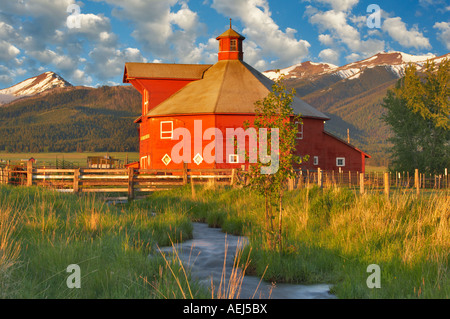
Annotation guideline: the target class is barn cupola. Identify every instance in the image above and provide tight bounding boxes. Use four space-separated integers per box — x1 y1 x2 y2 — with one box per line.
216 19 245 61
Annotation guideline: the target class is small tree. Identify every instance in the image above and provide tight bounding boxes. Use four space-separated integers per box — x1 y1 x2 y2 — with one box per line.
244 76 307 251
382 59 450 174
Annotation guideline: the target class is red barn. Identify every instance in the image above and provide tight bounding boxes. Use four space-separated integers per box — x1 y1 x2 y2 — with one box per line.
123 26 370 172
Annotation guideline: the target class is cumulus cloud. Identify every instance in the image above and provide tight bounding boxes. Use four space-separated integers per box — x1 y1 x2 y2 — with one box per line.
318 34 334 46
433 22 450 50
86 47 147 81
304 0 359 11
318 48 339 64
382 17 431 49
308 9 384 58
0 0 152 86
101 0 206 62
211 0 310 69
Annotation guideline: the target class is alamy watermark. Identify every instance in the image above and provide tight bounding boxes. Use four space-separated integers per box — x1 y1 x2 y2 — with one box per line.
367 4 381 29
366 264 381 288
170 120 280 175
66 264 81 288
67 4 82 29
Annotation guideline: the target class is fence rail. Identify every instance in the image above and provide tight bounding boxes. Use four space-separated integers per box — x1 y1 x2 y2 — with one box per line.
0 161 237 200
1 161 448 200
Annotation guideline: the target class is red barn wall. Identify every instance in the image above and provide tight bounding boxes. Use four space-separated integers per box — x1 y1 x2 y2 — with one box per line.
138 114 366 172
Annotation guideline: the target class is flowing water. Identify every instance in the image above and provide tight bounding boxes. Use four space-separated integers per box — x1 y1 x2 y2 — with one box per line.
157 223 336 299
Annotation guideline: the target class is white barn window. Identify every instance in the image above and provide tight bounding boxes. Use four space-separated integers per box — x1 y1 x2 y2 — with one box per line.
313 156 319 166
160 121 173 139
295 121 303 140
229 154 239 163
336 157 345 167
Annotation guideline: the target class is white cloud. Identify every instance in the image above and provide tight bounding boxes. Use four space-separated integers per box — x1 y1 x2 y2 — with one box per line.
303 0 359 11
101 0 206 62
309 9 384 58
345 52 360 62
382 17 431 49
0 40 20 61
318 34 334 46
318 48 340 64
86 46 147 81
433 22 450 50
72 69 93 86
211 0 310 69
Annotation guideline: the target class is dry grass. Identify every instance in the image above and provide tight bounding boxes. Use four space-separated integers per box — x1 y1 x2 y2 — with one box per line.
0 200 22 297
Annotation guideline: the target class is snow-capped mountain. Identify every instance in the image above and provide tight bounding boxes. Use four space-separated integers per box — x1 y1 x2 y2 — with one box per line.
0 71 72 104
264 51 449 166
264 61 339 80
263 51 449 81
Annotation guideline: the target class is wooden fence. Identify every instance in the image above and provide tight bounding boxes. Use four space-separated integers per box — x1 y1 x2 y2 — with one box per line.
0 161 237 201
286 168 449 197
1 161 448 200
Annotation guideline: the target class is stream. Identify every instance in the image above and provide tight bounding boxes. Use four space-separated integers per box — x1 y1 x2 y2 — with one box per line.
156 223 336 299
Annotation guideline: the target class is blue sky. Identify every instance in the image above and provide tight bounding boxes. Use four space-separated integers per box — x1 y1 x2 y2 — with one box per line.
0 0 448 87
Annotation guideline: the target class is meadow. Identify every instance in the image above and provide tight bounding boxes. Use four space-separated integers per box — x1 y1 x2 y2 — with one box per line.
0 185 207 298
142 185 449 299
0 182 448 299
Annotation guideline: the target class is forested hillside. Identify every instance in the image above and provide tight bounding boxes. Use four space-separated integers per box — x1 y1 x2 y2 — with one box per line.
0 85 141 153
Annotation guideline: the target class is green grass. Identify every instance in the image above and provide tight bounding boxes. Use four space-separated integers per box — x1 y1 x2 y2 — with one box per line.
0 185 207 299
136 184 449 299
2 183 448 299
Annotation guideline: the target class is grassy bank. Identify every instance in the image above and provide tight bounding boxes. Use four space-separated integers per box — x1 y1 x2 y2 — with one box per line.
141 185 449 299
0 185 207 298
1 183 447 299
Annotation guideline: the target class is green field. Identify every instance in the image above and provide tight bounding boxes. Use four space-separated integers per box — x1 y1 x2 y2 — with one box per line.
1 182 447 299
0 152 140 167
0 185 207 298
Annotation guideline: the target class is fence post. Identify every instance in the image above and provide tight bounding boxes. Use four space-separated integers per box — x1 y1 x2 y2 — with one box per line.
298 171 303 189
27 160 33 187
183 162 188 185
445 168 448 189
128 167 134 201
5 164 10 185
191 173 196 199
384 172 390 199
306 170 310 188
414 169 420 196
288 176 294 191
317 168 323 188
230 169 236 187
359 172 365 194
73 168 80 193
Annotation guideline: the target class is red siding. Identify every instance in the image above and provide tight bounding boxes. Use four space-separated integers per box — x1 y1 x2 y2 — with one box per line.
138 114 367 172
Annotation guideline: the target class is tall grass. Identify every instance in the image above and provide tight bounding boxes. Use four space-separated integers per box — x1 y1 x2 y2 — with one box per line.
143 185 449 299
0 185 207 298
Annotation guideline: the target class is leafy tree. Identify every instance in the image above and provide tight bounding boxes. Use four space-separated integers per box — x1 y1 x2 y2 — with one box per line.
382 59 450 174
244 76 307 251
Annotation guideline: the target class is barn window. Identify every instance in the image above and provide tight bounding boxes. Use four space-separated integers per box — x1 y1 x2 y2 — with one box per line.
230 39 237 51
336 157 345 167
229 154 239 163
313 156 319 166
160 121 173 139
295 121 303 140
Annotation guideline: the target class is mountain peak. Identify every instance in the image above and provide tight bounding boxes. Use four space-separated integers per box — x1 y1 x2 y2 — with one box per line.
263 61 338 80
0 71 72 104
263 51 447 82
